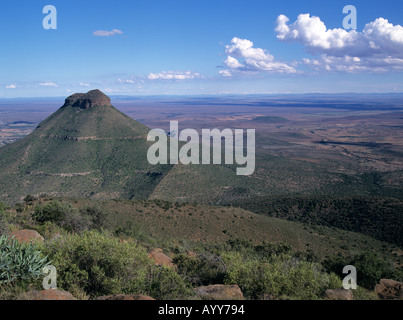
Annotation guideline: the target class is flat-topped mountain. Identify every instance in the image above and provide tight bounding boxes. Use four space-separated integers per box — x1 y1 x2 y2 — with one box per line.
0 90 172 203
62 89 112 109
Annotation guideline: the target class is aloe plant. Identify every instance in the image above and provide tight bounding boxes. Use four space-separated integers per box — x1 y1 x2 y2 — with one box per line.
0 235 49 284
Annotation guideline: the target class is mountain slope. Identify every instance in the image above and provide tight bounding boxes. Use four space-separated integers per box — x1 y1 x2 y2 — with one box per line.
0 90 172 203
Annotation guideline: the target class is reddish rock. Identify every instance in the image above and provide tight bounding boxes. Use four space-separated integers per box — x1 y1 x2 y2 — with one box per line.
187 251 197 257
148 248 176 269
20 290 76 300
324 289 354 300
10 229 44 244
96 294 155 300
375 279 403 300
194 285 244 300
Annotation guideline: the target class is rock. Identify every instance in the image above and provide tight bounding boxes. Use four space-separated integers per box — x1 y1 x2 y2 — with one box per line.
19 289 76 300
324 289 354 300
63 89 111 109
148 248 176 269
96 294 155 300
187 251 197 257
10 229 44 244
374 279 403 300
194 285 244 300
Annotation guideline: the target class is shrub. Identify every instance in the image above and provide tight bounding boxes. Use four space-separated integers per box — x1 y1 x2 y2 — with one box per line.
33 201 69 224
223 252 340 300
0 214 7 235
0 202 7 214
40 231 152 298
147 265 192 299
324 252 399 289
253 241 293 259
174 253 227 286
352 253 397 289
114 220 150 243
33 201 95 233
23 195 36 203
79 205 108 229
0 235 49 284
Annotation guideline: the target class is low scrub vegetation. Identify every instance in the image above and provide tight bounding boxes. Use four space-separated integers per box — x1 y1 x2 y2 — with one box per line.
0 197 401 300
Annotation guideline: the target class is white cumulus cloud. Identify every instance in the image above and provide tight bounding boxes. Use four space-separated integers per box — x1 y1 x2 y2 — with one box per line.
6 84 16 89
93 29 123 37
220 37 297 76
275 14 403 72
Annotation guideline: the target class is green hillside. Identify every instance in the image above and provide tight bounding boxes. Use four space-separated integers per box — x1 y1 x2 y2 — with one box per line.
0 90 173 203
4 197 401 300
228 195 403 247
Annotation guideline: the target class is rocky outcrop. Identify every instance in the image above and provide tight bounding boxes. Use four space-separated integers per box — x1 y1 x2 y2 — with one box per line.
148 248 176 269
194 285 244 300
375 279 403 300
10 229 44 244
19 289 76 300
62 89 111 109
324 288 354 300
96 294 155 300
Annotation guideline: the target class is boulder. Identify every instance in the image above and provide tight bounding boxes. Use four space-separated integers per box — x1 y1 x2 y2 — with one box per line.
19 289 76 300
324 289 354 300
96 294 155 300
374 279 403 300
194 285 244 300
10 229 44 244
148 248 176 269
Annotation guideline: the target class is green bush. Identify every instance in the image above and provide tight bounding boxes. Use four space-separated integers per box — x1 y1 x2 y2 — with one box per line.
40 230 191 299
223 252 340 300
23 195 37 203
0 202 6 214
114 220 151 243
253 241 293 259
33 201 100 233
33 201 69 224
147 265 192 299
0 235 49 284
324 252 398 289
0 214 6 235
79 205 108 230
40 230 152 297
174 253 227 286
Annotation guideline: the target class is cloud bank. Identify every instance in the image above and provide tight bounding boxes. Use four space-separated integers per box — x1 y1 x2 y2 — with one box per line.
276 14 403 72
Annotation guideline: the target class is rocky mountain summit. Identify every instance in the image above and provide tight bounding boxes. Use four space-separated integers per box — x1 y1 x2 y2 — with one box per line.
62 89 112 109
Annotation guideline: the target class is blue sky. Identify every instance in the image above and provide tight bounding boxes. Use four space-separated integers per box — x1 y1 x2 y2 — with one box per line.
1 0 403 97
